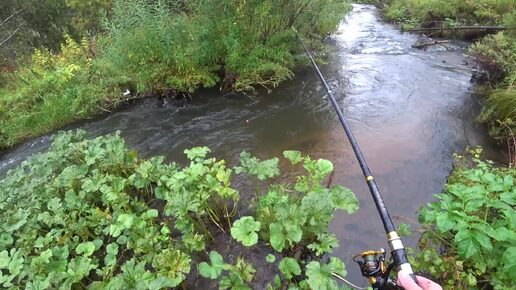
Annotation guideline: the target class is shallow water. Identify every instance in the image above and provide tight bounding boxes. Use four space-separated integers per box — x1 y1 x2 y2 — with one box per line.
0 4 501 286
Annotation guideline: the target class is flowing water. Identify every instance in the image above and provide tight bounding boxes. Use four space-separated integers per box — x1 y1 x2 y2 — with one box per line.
0 4 502 286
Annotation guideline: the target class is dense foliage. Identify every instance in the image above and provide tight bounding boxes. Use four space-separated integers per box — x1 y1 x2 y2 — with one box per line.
0 0 350 150
0 0 112 65
0 130 358 289
383 0 515 29
410 148 516 289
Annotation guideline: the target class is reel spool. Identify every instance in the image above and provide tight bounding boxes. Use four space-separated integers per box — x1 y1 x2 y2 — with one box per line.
353 249 399 290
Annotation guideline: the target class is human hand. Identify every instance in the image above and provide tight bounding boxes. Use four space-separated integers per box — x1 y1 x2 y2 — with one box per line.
397 270 443 290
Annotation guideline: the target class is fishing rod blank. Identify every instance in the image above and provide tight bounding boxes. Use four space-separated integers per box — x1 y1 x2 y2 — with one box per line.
294 29 418 288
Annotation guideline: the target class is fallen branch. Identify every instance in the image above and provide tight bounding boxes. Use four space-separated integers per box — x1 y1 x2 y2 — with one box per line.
406 26 507 32
412 40 449 49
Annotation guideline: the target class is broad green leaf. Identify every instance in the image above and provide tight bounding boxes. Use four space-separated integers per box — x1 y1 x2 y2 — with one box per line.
306 257 346 290
149 276 180 290
231 216 261 247
199 251 224 279
278 257 301 280
283 150 302 165
152 249 190 287
235 152 279 180
397 223 412 237
145 209 159 219
472 231 492 250
307 233 339 256
184 147 211 160
329 185 358 213
118 213 135 229
75 242 96 257
0 233 13 250
105 243 119 266
0 250 9 269
316 159 333 178
435 213 455 232
284 223 302 244
269 223 286 252
455 229 479 259
266 254 276 263
501 247 516 274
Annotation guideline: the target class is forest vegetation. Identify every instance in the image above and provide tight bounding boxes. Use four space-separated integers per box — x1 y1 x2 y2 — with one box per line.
0 0 350 149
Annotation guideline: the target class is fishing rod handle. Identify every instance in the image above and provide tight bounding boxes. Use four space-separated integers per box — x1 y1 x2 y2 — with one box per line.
388 232 419 286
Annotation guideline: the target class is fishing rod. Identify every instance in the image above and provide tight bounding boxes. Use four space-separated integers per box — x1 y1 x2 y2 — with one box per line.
293 29 418 290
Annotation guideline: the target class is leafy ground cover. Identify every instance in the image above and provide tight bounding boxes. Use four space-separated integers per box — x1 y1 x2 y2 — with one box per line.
0 130 359 289
0 0 351 150
404 148 516 289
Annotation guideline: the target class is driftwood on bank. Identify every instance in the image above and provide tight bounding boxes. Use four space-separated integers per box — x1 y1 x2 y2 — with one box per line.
412 40 449 49
406 26 507 32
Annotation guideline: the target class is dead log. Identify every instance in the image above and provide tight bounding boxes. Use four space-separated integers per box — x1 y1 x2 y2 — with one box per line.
412 40 449 49
406 26 507 32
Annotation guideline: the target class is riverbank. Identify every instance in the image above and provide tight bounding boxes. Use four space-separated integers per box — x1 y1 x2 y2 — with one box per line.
357 0 516 164
0 0 351 150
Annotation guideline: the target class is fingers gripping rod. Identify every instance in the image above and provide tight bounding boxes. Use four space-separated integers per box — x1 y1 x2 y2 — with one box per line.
294 29 418 287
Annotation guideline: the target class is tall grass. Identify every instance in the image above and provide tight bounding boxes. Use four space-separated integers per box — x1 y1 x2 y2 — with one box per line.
0 37 110 147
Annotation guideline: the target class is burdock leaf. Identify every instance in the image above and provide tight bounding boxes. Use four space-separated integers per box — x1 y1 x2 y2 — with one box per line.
231 216 261 247
269 223 286 252
283 151 302 165
306 257 346 290
316 159 333 177
75 242 96 257
184 147 211 160
278 257 301 280
199 251 224 279
329 185 358 213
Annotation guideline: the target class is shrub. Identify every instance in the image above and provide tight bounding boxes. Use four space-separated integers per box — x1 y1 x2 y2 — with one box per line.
0 37 110 148
471 30 515 142
412 148 516 289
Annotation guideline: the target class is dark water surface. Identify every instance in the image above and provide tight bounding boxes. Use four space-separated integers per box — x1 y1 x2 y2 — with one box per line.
0 4 501 286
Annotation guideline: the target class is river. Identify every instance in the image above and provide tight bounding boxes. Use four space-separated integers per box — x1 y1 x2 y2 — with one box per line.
0 4 501 286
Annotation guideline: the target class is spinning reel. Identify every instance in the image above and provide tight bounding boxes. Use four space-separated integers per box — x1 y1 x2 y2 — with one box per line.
353 249 400 290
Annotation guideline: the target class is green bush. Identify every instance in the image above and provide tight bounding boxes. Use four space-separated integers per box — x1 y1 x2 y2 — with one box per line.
0 37 110 148
98 0 351 93
0 130 358 289
384 0 516 27
471 29 516 140
412 148 516 289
